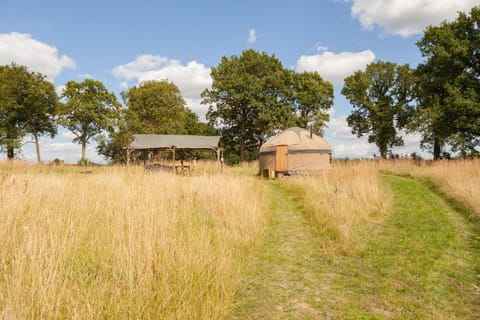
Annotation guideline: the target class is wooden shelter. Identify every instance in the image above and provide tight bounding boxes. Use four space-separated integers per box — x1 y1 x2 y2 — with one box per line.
126 134 223 173
258 127 332 177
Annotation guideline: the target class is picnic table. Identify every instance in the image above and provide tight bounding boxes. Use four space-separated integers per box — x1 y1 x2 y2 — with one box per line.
146 161 191 175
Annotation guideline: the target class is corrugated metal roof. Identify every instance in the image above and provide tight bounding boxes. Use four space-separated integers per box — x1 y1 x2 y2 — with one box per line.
128 134 221 150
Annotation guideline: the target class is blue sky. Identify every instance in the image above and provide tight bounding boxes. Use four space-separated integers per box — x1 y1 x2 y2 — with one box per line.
0 0 478 162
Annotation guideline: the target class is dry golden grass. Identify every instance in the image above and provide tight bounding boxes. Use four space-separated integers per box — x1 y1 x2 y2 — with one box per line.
282 160 389 249
1 158 477 318
380 159 480 217
0 164 267 319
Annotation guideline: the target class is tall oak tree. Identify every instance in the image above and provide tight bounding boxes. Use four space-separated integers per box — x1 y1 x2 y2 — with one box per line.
0 63 58 162
202 49 333 162
342 61 416 158
60 79 120 162
415 6 480 159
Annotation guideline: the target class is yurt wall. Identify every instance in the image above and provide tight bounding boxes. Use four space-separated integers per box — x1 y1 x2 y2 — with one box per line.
287 152 331 173
258 127 333 177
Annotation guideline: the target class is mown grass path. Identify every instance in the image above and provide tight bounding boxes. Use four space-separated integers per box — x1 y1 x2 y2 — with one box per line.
232 181 328 319
232 175 480 319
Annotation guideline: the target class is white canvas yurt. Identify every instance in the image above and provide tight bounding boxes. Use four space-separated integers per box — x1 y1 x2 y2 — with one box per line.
258 127 332 176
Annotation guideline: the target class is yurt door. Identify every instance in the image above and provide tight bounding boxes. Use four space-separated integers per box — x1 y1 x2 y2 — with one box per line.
275 145 288 172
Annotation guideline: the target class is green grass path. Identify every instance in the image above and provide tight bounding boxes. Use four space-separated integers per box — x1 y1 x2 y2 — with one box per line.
232 175 480 319
232 182 328 319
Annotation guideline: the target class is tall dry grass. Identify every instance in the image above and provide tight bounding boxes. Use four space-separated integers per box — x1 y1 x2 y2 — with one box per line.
380 159 480 217
0 164 267 319
280 159 479 248
282 161 389 249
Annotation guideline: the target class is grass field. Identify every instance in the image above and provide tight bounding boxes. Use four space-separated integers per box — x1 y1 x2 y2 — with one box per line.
0 164 267 319
380 159 480 216
282 160 389 250
233 160 480 319
0 159 479 319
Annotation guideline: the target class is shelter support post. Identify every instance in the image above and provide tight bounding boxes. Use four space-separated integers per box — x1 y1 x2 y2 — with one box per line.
216 148 224 173
126 147 132 165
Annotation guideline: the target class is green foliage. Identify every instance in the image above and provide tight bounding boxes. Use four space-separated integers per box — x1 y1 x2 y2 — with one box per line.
0 63 58 161
342 61 416 158
291 71 334 135
184 109 217 136
122 80 187 134
97 80 216 163
77 158 95 166
415 6 480 159
95 118 131 164
60 79 121 161
202 49 333 162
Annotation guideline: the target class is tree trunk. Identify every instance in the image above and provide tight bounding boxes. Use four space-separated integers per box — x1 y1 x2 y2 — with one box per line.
380 144 388 159
239 138 246 162
239 118 246 162
81 140 87 161
7 147 14 161
433 139 441 160
33 133 42 164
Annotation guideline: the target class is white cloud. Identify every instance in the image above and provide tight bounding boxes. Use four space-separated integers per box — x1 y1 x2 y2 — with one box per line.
185 97 209 122
55 85 66 97
61 131 77 140
0 32 75 80
38 142 103 163
349 0 478 37
112 55 169 80
112 55 212 98
324 114 375 158
78 73 93 79
15 131 106 164
324 113 431 159
392 130 430 158
248 29 257 43
296 50 375 85
112 54 212 118
42 142 79 153
315 44 329 53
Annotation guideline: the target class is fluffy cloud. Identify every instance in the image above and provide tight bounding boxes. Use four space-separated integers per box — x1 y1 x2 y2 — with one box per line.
78 73 94 79
184 97 210 121
349 0 478 37
325 114 430 158
0 32 75 80
296 50 375 85
324 115 375 158
248 29 257 43
55 85 66 97
112 54 211 97
112 54 212 119
61 131 77 140
394 130 430 158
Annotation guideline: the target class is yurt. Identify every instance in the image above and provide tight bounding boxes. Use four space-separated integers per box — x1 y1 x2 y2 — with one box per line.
258 127 332 177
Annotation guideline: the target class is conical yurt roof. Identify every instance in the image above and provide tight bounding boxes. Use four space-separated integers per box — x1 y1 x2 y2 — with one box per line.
259 127 332 153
